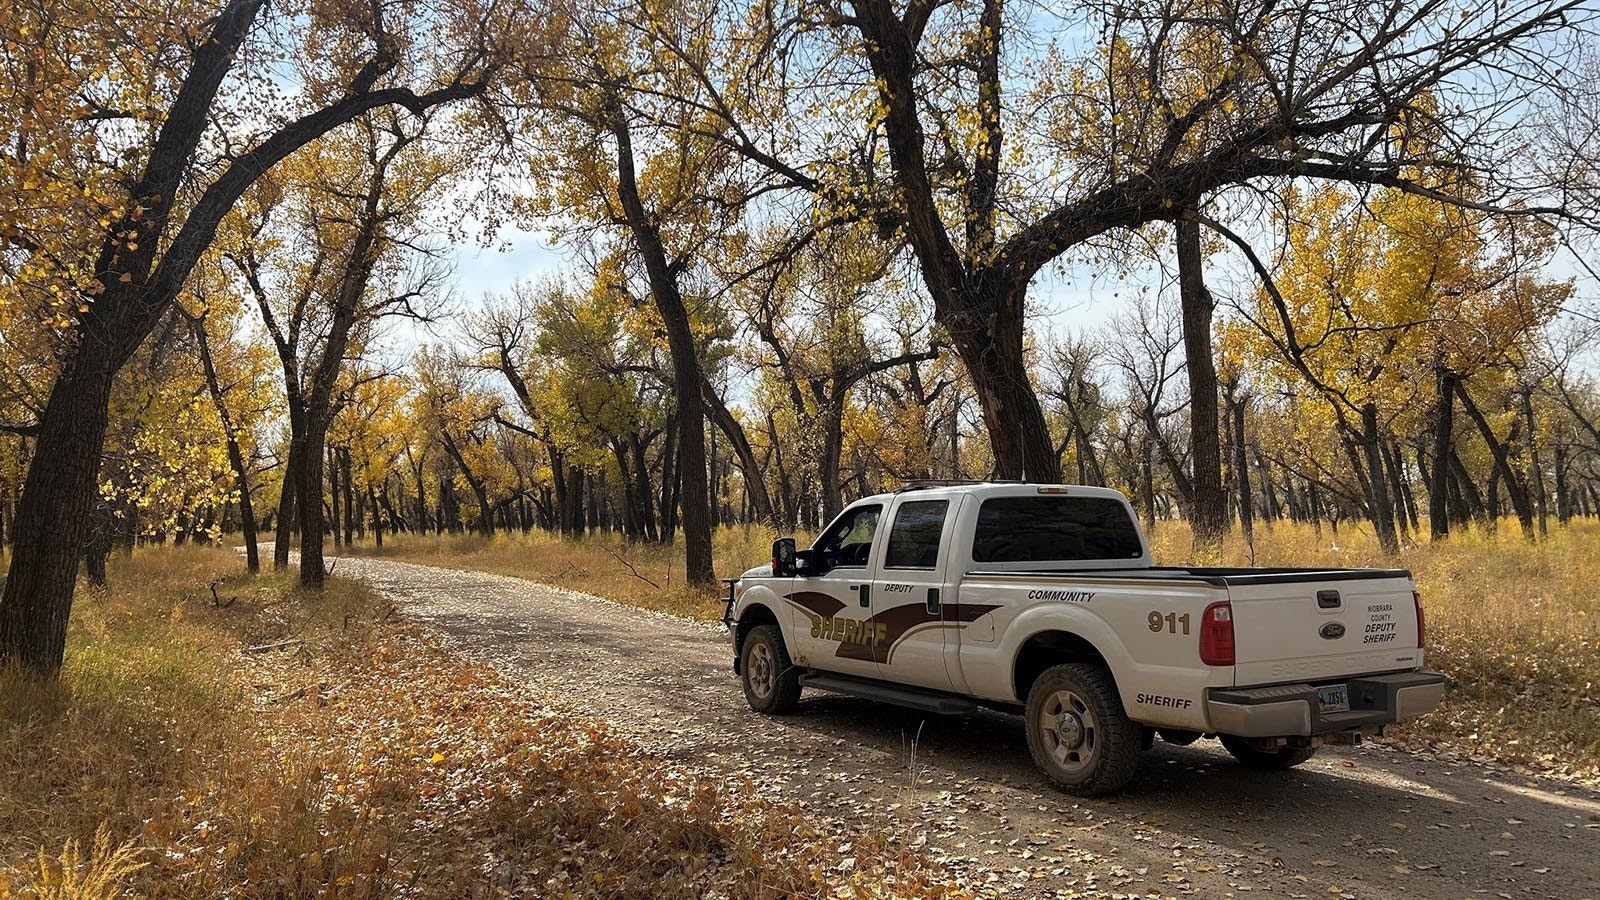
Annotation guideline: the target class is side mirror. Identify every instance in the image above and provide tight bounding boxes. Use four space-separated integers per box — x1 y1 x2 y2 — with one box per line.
771 537 797 577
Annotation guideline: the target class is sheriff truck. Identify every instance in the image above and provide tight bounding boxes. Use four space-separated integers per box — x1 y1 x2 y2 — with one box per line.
726 482 1444 795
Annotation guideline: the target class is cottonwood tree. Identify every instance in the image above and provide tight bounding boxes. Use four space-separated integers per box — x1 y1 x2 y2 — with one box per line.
512 3 784 587
1226 185 1570 549
0 0 508 671
730 228 941 519
672 0 1593 494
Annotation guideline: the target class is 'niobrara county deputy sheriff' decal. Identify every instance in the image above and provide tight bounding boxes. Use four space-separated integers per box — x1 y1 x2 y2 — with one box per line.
783 591 1000 665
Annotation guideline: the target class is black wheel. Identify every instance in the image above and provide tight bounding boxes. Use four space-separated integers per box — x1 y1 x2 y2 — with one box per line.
1220 735 1318 770
1024 663 1141 796
741 624 801 714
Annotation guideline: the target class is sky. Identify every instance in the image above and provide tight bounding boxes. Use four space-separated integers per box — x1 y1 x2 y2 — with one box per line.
446 225 1147 340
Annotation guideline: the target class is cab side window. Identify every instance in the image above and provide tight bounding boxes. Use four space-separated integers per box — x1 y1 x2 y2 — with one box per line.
814 504 882 568
884 500 949 569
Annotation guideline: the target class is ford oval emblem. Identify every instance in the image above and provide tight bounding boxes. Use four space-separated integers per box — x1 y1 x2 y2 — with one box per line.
1320 622 1346 640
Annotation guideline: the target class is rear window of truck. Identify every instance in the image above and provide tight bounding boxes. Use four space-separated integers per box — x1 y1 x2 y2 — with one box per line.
972 496 1143 562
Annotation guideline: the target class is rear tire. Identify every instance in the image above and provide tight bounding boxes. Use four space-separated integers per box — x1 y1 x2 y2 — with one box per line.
741 624 801 714
1220 735 1318 770
1024 664 1140 796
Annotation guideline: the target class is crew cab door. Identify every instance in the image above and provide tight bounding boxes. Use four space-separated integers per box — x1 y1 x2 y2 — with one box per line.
870 496 964 693
784 502 884 679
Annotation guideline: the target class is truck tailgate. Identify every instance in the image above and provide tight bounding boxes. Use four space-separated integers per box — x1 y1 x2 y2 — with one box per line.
1228 576 1423 686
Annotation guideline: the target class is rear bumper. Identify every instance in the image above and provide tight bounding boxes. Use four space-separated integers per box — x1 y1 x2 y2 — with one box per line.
1206 670 1445 738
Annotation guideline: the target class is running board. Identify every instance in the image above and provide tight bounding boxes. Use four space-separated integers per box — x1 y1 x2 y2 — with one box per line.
800 672 979 715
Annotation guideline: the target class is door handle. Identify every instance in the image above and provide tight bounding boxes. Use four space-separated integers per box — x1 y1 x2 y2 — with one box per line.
854 584 870 607
926 588 941 615
1317 589 1342 609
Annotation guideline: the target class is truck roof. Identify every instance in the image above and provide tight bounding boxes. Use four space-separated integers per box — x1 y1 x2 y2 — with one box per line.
857 481 1133 504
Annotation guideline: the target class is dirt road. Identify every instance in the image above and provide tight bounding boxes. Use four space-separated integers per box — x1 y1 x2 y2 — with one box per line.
332 555 1599 899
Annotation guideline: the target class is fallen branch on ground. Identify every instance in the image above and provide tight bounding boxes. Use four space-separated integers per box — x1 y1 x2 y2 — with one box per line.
602 547 660 589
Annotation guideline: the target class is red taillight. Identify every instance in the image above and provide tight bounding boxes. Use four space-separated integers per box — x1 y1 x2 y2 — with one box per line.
1199 601 1235 666
1413 590 1426 649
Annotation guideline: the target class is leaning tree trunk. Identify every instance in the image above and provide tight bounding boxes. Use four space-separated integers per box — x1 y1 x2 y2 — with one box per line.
608 103 714 588
0 363 116 671
1456 381 1535 541
1177 216 1227 560
702 379 777 526
193 317 259 571
1359 404 1401 555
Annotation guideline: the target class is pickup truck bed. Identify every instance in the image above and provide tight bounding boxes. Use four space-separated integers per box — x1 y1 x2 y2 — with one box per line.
974 566 1413 583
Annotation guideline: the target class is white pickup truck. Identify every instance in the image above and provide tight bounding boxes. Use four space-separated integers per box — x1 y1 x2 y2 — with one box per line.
726 482 1444 795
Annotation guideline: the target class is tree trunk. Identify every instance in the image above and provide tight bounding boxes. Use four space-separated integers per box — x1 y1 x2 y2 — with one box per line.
327 443 342 550
659 414 678 542
1521 389 1548 538
1229 387 1254 546
945 297 1059 482
1428 368 1456 540
0 364 116 671
1382 440 1412 545
1554 442 1571 525
84 499 114 589
1448 450 1487 525
820 401 846 521
1176 216 1226 558
607 103 713 587
274 416 304 569
1456 381 1535 541
298 416 334 587
1139 433 1156 532
1363 400 1401 554
341 447 356 546
702 378 776 526
192 317 259 571
368 484 384 547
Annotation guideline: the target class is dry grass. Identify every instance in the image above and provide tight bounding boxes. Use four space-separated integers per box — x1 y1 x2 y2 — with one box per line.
355 518 1600 777
352 525 790 619
0 546 971 899
1149 518 1600 776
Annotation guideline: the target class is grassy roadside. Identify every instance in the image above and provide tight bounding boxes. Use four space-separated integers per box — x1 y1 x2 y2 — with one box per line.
349 520 1600 780
351 525 785 619
0 546 971 899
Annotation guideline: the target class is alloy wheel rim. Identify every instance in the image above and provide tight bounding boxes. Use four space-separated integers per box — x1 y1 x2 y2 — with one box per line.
748 641 776 698
1039 689 1098 775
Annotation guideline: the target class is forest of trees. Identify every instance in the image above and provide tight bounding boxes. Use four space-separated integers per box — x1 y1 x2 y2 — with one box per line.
2 0 1599 673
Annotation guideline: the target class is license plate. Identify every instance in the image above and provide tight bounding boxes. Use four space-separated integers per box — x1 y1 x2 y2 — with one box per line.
1318 684 1350 713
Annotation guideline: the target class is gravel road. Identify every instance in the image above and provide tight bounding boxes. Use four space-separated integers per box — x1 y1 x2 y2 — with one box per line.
330 554 1600 900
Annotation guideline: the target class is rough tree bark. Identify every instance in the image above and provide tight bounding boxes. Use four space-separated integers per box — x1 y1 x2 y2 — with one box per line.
1177 216 1227 558
1428 367 1456 541
607 98 714 587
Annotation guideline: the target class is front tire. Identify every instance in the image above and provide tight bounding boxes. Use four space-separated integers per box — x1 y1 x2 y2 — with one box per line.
741 624 801 714
1220 735 1318 770
1024 664 1141 796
